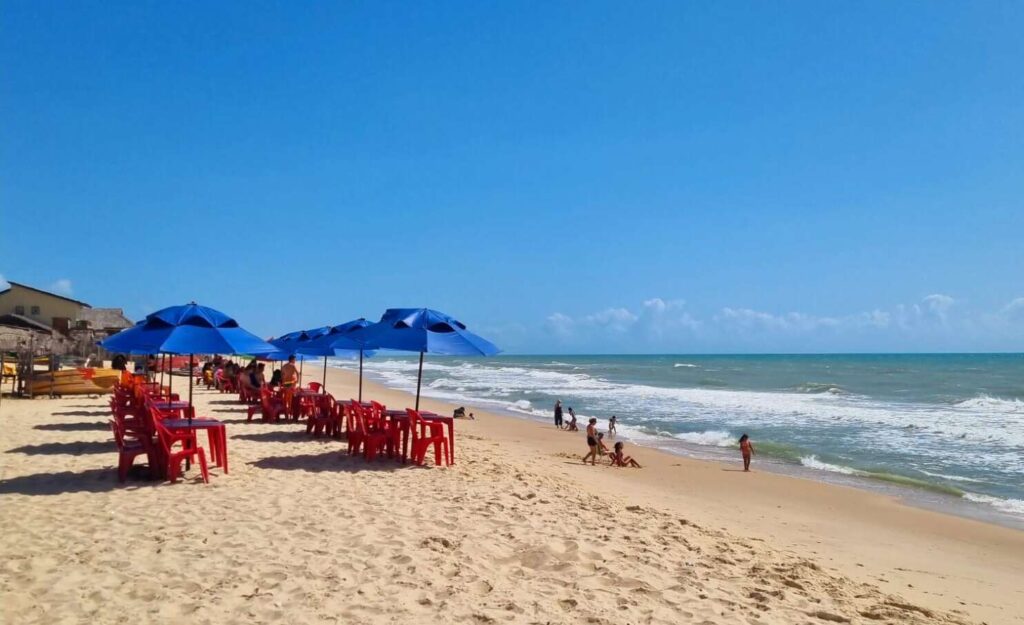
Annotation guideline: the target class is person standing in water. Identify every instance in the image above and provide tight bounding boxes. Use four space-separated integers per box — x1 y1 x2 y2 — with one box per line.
554 400 564 429
739 433 755 472
608 415 617 437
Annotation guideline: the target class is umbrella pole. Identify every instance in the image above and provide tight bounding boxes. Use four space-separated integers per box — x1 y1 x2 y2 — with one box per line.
168 355 173 398
188 353 194 422
185 352 193 471
160 354 165 389
300 358 304 386
415 351 424 411
322 355 327 393
358 349 363 403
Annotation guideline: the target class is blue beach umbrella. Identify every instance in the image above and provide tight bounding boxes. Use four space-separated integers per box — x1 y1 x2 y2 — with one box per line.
268 326 331 381
349 308 500 410
297 318 377 399
100 302 277 419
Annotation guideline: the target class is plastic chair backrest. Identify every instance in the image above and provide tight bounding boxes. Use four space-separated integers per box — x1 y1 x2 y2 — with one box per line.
308 382 322 392
109 420 125 451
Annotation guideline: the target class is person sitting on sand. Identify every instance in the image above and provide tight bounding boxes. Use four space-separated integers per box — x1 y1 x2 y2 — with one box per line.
739 433 755 472
582 418 599 465
453 407 476 420
608 415 617 437
610 441 641 468
567 407 578 432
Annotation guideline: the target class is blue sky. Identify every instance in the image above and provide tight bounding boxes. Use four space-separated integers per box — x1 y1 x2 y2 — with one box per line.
2 2 1021 353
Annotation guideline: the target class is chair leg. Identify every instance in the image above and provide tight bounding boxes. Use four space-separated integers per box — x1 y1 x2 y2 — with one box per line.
197 449 209 484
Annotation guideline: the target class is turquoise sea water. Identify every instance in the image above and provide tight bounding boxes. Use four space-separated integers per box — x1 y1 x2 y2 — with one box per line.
328 354 1024 527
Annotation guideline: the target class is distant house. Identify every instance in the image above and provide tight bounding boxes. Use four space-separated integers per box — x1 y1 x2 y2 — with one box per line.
0 280 132 356
0 281 92 331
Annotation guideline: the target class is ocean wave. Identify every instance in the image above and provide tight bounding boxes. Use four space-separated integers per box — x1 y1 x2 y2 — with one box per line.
674 363 698 368
792 382 845 395
801 455 859 475
954 394 1024 413
963 493 1024 516
673 430 735 447
800 456 966 496
919 469 985 484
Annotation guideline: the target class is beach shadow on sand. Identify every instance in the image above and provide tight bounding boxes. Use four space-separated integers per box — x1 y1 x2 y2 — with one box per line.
52 410 109 417
7 441 111 456
0 468 157 496
34 421 110 432
233 431 313 443
251 451 407 474
208 399 242 406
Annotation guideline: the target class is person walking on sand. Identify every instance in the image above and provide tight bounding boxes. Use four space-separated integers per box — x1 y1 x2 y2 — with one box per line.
582 418 599 465
608 415 617 437
739 433 755 472
554 400 564 429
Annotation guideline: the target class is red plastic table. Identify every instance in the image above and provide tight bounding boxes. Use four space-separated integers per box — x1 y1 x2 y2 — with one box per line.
162 419 228 473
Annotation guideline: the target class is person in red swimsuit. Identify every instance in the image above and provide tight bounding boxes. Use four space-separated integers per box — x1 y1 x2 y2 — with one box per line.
739 433 755 472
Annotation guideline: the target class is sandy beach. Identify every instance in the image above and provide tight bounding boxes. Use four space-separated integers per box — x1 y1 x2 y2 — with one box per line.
1 365 1022 625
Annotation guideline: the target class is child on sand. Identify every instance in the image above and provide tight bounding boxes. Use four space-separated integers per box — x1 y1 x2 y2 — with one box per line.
596 432 610 456
610 441 641 468
582 418 599 465
739 433 755 472
567 407 578 431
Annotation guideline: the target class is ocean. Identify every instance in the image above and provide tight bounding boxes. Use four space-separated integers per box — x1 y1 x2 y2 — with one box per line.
326 353 1024 528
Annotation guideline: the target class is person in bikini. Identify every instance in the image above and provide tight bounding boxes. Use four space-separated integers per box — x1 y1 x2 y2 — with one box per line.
582 418 599 465
610 441 641 468
739 433 755 472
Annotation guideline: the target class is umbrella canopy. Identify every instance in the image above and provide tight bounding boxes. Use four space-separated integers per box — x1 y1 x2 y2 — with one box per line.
350 308 500 356
100 303 277 431
102 303 278 356
297 318 377 398
349 308 500 409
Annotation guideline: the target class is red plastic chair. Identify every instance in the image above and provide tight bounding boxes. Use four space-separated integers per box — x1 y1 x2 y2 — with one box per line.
346 401 364 454
307 382 322 393
306 394 335 437
155 420 209 484
109 419 156 482
370 401 402 458
350 403 387 461
248 388 286 422
406 408 449 466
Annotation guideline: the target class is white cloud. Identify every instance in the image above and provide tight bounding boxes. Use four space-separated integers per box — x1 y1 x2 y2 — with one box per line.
540 294 1023 351
545 312 575 339
49 278 73 296
1001 297 1024 323
0 273 9 290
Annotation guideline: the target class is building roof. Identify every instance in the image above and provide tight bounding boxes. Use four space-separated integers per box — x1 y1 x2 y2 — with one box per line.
76 307 133 329
0 313 54 334
0 280 92 308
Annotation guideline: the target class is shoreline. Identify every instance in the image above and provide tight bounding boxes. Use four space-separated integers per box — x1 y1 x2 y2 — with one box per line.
306 363 1024 623
327 358 1024 531
1 364 1021 623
